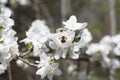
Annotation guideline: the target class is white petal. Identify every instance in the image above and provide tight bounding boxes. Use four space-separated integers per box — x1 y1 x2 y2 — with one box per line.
49 41 57 49
62 48 68 58
33 46 41 57
39 36 47 43
6 18 14 27
69 52 79 59
2 53 11 60
73 45 79 52
75 22 87 30
40 52 51 62
36 65 49 79
1 8 11 17
54 49 62 60
47 74 53 80
36 68 45 79
69 15 77 23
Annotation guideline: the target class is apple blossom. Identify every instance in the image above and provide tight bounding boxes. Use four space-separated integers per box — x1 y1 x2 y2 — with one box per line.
78 28 92 48
0 0 7 5
0 7 14 29
21 19 50 56
63 15 87 31
86 43 110 61
49 29 79 59
0 63 7 74
36 52 61 80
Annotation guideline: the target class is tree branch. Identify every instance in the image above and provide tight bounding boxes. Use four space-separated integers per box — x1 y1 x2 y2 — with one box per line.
8 63 12 80
18 57 37 67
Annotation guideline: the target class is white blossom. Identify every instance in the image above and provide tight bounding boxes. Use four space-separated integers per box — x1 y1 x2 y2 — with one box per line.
100 57 120 69
63 15 87 31
50 29 75 49
0 29 19 56
100 35 114 50
49 29 79 59
86 43 110 61
30 19 50 36
0 7 11 17
0 45 12 63
100 35 113 45
21 19 50 56
36 52 61 80
0 7 18 75
0 7 14 30
113 43 120 56
86 43 110 55
100 34 120 50
0 63 7 75
0 0 8 5
78 28 92 48
112 34 120 44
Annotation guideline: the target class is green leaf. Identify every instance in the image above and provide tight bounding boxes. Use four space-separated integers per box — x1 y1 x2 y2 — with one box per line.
0 41 4 44
27 42 33 50
50 60 56 65
73 37 81 42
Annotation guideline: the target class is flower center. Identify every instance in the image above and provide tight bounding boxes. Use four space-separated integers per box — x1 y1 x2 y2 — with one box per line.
49 67 55 74
61 36 67 43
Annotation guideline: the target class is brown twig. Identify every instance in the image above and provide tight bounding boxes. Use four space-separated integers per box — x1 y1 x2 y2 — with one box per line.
18 57 37 67
18 50 31 58
8 63 12 80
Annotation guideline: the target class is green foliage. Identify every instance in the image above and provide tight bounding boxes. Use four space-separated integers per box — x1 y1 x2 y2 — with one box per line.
27 42 33 51
73 37 81 42
50 60 56 65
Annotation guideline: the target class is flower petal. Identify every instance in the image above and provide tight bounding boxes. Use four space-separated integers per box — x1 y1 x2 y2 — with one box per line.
69 52 79 59
54 49 62 60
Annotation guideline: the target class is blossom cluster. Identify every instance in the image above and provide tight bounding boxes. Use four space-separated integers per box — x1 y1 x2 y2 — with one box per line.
21 15 90 80
86 34 120 69
22 19 120 79
0 7 18 74
0 6 120 80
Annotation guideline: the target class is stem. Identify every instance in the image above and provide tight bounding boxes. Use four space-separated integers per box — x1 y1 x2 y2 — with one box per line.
18 50 31 58
8 63 12 80
18 57 37 67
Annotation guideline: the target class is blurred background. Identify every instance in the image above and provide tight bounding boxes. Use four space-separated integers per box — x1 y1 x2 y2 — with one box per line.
0 0 120 80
